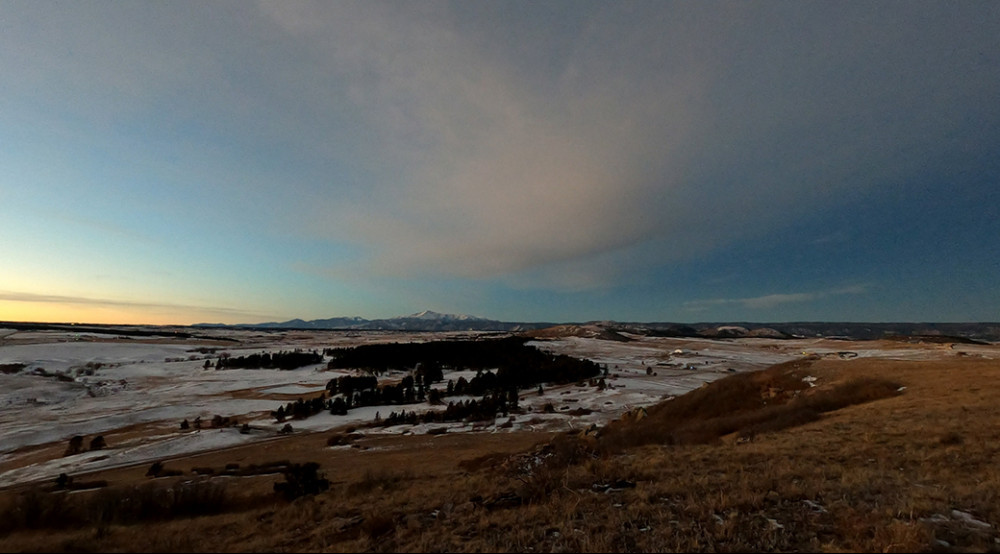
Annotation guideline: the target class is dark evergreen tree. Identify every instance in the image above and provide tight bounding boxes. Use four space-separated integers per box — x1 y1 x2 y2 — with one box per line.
428 388 443 405
64 435 84 457
508 388 519 409
330 396 348 415
55 473 72 490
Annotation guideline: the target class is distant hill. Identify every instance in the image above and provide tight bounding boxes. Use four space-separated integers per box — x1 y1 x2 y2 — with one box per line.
189 314 1000 342
197 311 554 332
612 321 1000 343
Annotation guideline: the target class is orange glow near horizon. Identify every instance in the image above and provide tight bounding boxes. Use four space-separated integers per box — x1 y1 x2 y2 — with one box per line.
0 301 209 326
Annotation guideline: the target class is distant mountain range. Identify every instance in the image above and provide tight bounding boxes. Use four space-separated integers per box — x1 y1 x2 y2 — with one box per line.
191 312 1000 342
196 310 554 332
3 314 998 342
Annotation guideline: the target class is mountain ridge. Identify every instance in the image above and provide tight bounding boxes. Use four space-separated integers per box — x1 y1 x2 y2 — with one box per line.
189 314 1000 341
199 311 549 332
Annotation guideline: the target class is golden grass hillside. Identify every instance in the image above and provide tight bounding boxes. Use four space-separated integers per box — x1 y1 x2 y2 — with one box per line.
2 349 999 553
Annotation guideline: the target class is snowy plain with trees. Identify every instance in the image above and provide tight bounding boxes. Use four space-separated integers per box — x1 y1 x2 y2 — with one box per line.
2 324 992 490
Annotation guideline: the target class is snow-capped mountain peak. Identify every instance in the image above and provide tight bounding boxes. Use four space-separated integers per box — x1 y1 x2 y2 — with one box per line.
396 310 487 321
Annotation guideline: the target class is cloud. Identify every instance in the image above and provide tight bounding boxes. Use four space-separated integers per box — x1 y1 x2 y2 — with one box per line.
0 291 267 320
5 2 998 296
262 3 1000 290
812 230 851 245
683 285 871 312
265 2 709 281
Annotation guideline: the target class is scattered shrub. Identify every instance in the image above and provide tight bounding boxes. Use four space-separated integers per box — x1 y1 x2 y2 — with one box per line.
361 513 396 539
274 462 330 501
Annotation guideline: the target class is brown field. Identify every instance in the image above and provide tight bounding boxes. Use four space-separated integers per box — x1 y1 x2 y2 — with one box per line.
2 349 999 552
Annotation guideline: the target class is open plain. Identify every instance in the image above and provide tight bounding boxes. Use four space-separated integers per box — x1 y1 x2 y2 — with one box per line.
1 325 999 552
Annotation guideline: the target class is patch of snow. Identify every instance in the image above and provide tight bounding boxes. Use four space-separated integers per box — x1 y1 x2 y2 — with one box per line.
952 509 992 529
395 310 487 322
1 330 994 490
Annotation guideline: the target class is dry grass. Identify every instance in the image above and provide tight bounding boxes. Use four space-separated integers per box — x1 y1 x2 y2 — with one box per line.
2 351 1000 552
595 356 903 450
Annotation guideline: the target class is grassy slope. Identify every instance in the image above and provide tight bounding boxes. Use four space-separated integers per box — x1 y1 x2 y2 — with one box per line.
2 353 1000 553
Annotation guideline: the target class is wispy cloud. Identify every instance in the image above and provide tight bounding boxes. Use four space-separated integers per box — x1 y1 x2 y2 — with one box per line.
683 285 871 312
811 230 851 245
0 291 267 320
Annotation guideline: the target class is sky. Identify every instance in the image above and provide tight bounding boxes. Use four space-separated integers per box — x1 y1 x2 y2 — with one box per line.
1 1 998 325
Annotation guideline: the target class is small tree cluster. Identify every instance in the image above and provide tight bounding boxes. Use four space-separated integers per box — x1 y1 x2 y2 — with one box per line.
64 435 106 456
271 394 327 422
216 350 322 371
325 375 378 396
375 389 521 427
210 414 237 428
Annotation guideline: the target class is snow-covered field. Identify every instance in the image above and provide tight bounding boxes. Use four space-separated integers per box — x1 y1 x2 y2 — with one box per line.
0 327 991 489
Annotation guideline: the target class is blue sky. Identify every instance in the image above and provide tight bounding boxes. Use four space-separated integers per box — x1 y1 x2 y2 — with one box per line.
1 1 998 325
